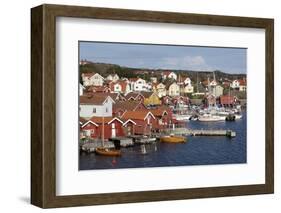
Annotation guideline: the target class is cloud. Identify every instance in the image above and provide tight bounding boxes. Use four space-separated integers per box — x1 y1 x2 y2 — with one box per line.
162 56 213 71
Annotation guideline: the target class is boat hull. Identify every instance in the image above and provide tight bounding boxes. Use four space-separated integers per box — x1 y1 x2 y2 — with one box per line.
160 136 186 143
95 148 121 157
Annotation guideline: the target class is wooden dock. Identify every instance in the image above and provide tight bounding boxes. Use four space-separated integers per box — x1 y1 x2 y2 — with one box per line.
154 128 236 138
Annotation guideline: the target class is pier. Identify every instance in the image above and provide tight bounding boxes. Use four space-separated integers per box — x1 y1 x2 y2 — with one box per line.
81 128 236 153
154 128 236 138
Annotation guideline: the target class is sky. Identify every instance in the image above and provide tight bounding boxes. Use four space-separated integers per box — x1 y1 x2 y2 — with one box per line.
79 41 247 74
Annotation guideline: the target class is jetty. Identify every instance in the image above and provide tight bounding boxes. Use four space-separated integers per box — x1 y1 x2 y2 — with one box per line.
154 128 236 138
109 137 134 147
80 140 115 153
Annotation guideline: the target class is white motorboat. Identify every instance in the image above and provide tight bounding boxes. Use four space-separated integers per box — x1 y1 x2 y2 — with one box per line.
234 114 243 119
198 113 226 122
173 114 192 121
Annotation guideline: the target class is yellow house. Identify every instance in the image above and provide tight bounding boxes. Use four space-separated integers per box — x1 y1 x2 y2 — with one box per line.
141 91 161 106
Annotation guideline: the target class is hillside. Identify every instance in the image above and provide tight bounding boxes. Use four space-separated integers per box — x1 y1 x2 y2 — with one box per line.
80 61 246 82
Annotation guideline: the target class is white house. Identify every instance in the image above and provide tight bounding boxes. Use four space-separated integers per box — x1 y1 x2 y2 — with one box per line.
167 82 180 97
230 79 240 89
183 85 194 94
106 74 119 82
210 80 218 87
183 77 192 86
162 71 177 81
150 77 157 83
79 94 115 118
130 78 148 92
81 73 104 86
109 80 131 94
155 83 167 98
79 83 85 96
210 85 224 97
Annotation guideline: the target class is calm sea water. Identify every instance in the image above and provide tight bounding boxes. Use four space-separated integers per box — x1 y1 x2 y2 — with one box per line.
79 111 247 170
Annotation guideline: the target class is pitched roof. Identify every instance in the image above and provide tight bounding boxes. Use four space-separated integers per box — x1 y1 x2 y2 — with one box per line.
113 100 144 111
140 91 154 98
122 110 155 120
80 95 108 105
89 92 120 100
86 85 111 92
88 116 123 124
80 93 114 105
82 72 95 78
125 92 144 100
79 117 87 125
149 108 168 117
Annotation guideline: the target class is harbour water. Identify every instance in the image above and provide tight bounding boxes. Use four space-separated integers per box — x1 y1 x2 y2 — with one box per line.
79 111 247 170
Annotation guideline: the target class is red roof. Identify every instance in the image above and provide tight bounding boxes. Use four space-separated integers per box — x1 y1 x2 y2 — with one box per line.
149 108 168 117
82 72 95 78
238 79 247 86
162 71 172 76
89 116 123 124
80 94 111 105
122 110 155 120
87 85 111 93
113 100 145 112
220 95 235 105
125 92 144 100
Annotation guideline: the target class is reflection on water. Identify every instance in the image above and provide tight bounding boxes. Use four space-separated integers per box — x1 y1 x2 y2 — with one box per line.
79 112 247 170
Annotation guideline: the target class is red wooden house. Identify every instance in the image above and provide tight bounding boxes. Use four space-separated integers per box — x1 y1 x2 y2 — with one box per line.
81 116 125 139
149 108 169 130
121 110 156 135
219 95 238 106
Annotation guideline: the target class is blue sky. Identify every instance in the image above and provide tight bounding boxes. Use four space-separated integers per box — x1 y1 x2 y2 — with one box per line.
79 41 247 74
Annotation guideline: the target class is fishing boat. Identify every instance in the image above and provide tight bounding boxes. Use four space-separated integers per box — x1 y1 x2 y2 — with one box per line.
160 135 186 143
95 147 121 157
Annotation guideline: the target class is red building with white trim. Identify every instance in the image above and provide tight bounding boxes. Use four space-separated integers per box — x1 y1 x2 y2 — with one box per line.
81 117 125 139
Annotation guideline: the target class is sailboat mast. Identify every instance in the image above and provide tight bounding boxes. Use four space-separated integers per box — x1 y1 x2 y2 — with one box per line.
102 116 105 147
196 72 199 93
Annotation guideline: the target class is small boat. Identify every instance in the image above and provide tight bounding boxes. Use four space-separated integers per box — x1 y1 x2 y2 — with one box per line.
160 135 186 143
95 147 121 157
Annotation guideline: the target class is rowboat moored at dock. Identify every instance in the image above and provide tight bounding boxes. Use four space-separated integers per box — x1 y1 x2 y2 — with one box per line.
160 135 186 143
95 147 121 157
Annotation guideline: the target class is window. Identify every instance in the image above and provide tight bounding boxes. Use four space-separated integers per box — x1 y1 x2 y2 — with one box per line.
105 108 108 113
93 108 96 113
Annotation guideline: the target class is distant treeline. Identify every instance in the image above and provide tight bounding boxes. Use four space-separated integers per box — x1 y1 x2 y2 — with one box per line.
79 61 246 82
